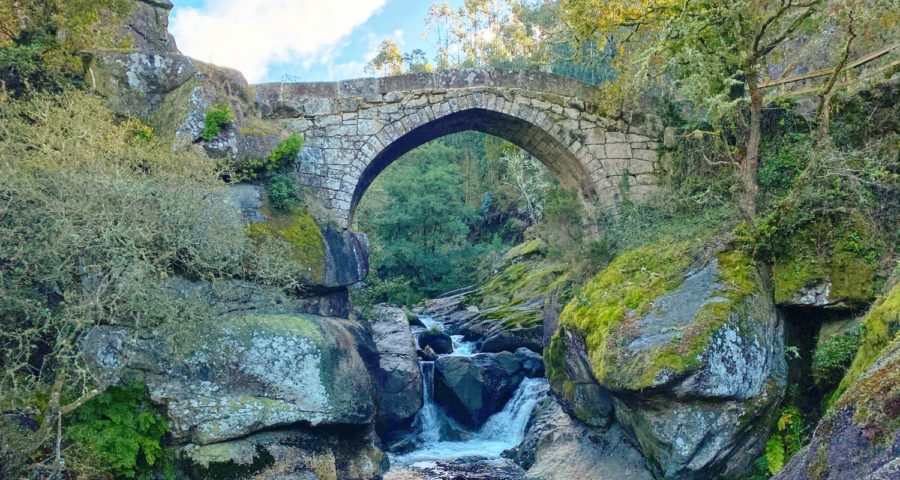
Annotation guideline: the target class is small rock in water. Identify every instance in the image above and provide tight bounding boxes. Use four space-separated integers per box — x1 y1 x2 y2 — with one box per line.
418 346 439 361
419 329 454 354
514 347 545 377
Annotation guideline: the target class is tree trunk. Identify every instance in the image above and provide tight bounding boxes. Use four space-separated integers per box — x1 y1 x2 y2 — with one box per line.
740 75 762 219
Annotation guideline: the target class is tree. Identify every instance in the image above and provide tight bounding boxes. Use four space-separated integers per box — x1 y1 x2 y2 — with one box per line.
366 39 405 76
502 150 550 224
561 0 830 218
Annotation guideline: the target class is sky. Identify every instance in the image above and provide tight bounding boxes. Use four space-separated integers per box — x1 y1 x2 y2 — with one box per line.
170 0 463 84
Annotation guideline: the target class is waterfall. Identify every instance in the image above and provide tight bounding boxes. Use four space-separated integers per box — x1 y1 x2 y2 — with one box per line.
410 361 440 444
393 313 549 466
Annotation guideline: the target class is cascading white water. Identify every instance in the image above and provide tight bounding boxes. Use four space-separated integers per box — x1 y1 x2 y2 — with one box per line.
393 377 549 465
393 314 549 466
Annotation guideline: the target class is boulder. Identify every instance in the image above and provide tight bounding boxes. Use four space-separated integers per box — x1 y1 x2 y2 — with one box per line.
418 329 454 355
83 313 376 445
179 426 386 480
506 396 653 480
514 347 545 378
546 245 786 478
232 184 369 291
369 305 423 431
774 338 900 480
433 352 524 427
544 330 614 428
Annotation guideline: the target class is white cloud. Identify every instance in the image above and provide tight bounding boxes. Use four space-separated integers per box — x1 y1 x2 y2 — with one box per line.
171 0 388 82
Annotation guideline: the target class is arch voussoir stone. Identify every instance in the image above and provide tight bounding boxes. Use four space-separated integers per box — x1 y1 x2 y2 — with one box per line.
254 69 665 227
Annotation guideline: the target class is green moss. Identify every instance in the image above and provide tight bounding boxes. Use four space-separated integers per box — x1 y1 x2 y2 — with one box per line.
831 284 900 402
246 206 326 281
558 239 759 390
464 239 570 329
769 211 885 307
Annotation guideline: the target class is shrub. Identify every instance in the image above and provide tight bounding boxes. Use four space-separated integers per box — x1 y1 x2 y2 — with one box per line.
267 133 304 168
65 383 172 479
201 103 234 141
812 330 861 389
267 173 300 210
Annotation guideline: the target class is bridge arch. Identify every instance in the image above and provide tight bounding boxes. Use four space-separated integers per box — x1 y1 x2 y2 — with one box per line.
254 69 663 227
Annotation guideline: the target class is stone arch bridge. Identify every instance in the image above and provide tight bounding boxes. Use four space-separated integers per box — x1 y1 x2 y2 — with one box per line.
254 69 664 227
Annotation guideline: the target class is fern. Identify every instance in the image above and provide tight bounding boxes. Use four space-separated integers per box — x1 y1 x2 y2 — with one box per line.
66 382 172 479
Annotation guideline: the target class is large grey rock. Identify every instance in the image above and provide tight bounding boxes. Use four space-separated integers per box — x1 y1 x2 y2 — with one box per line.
179 426 386 480
117 0 179 53
773 339 900 480
225 183 369 292
546 254 786 479
370 304 423 431
83 312 376 445
434 352 524 427
481 325 543 354
506 397 653 480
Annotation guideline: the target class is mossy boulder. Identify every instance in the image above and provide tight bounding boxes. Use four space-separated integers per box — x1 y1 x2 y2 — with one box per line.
769 211 886 309
773 336 900 480
237 184 369 290
82 312 376 445
546 241 786 478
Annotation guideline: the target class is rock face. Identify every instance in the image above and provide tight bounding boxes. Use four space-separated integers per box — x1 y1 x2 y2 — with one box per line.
507 396 653 480
369 304 423 431
83 312 376 445
418 329 454 354
179 426 386 480
546 246 786 478
117 0 179 53
434 352 525 427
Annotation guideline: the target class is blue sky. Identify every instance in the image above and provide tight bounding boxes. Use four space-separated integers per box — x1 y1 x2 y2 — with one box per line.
170 0 463 83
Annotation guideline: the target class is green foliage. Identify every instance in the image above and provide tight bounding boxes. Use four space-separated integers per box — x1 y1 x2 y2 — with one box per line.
357 140 509 300
66 383 172 479
267 174 301 210
830 284 900 403
233 134 304 180
759 407 806 475
758 133 813 207
812 329 861 389
267 133 303 168
0 0 133 94
201 103 234 141
0 91 309 472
